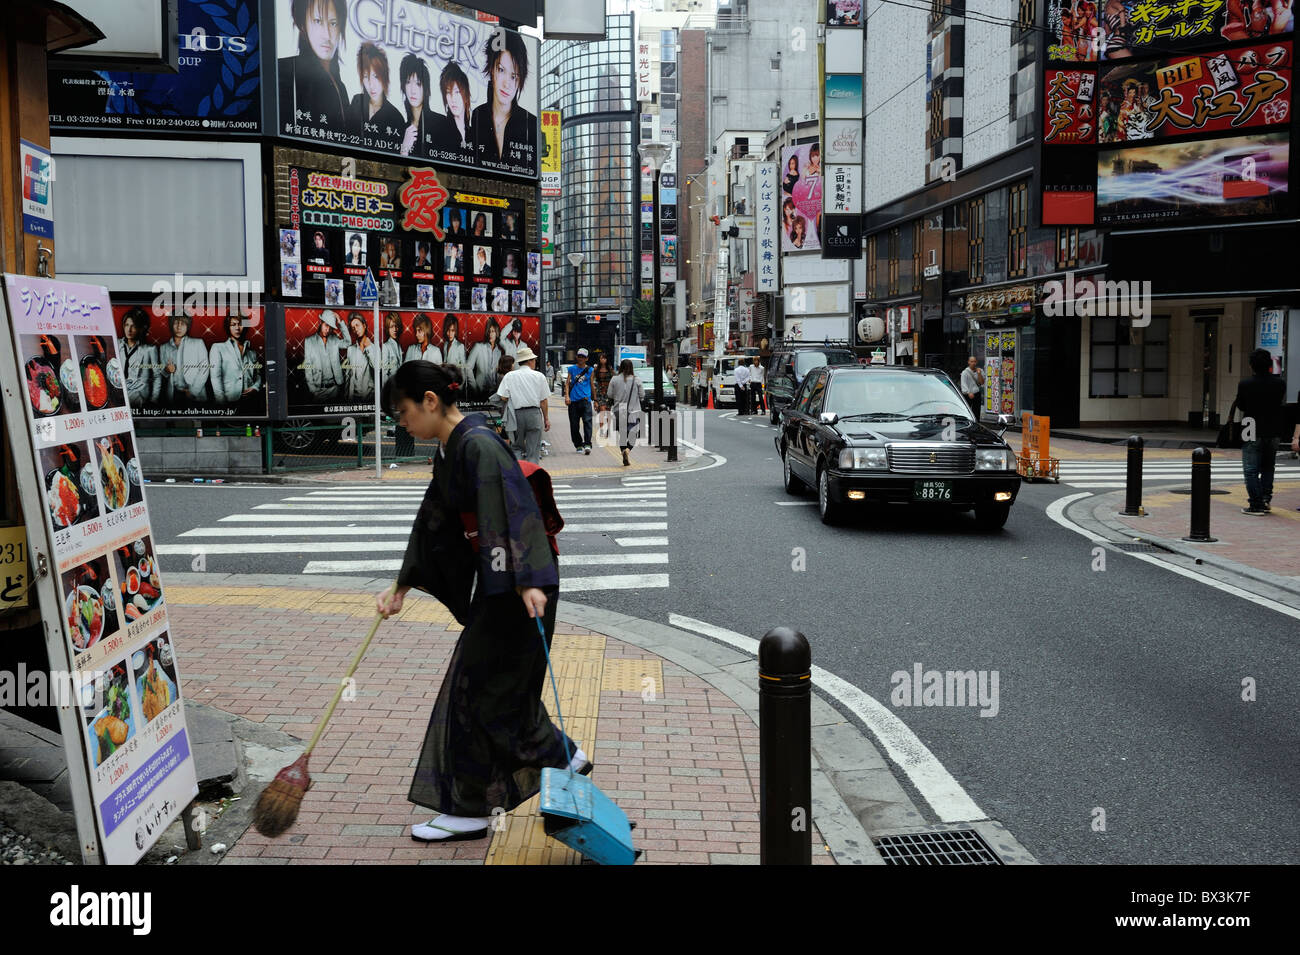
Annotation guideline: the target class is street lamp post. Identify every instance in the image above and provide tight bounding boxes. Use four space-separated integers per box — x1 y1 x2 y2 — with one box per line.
640 141 672 459
567 251 585 361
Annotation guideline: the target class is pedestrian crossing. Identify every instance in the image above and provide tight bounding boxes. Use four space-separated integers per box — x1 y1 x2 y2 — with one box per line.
156 474 673 592
1057 457 1300 489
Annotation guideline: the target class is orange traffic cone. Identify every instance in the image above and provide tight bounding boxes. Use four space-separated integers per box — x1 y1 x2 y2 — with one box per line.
707 389 714 410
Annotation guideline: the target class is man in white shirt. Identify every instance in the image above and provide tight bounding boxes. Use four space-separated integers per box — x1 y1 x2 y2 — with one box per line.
749 356 766 413
733 359 751 415
495 345 551 463
960 356 985 418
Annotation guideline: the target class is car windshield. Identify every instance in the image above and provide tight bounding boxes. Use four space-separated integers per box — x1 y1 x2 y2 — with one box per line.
719 358 741 373
795 351 855 377
826 372 972 420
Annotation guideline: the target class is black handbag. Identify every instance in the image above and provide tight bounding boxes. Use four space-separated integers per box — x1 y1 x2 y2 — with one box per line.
1216 420 1244 449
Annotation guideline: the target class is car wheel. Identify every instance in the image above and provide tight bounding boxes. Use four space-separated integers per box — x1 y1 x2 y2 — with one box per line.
817 465 844 526
274 418 319 453
782 445 805 495
974 502 1011 531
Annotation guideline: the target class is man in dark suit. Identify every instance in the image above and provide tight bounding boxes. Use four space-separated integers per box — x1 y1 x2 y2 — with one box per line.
1234 348 1286 515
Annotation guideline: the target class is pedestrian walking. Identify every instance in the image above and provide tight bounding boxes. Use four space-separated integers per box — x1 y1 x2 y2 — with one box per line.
495 346 550 463
606 359 646 467
749 355 766 413
1232 348 1286 515
564 347 594 453
734 358 751 415
592 352 614 442
489 355 516 445
960 356 985 418
378 361 591 843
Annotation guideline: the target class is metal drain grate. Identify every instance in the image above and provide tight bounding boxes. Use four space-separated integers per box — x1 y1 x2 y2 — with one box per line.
1110 541 1170 553
1169 487 1230 495
872 828 1004 865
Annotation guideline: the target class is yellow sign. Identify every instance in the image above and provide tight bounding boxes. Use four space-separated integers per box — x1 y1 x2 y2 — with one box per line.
541 110 561 197
452 192 509 208
0 525 29 611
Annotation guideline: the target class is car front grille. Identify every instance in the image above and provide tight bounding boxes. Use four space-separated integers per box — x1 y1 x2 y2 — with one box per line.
887 444 974 473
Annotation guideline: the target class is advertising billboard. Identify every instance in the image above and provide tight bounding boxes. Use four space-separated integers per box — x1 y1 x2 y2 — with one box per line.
1046 0 1294 63
1096 130 1291 224
284 307 540 417
280 157 530 312
780 142 823 253
49 0 262 133
108 303 273 420
274 0 541 179
1044 68 1099 144
1096 41 1292 143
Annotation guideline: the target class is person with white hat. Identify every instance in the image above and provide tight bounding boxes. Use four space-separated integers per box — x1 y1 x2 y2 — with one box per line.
564 348 594 453
495 345 550 463
302 308 352 403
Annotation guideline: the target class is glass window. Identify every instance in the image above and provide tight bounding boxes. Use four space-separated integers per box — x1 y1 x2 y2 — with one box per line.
826 371 971 419
1008 182 1028 278
1089 316 1169 398
967 197 985 284
806 372 828 415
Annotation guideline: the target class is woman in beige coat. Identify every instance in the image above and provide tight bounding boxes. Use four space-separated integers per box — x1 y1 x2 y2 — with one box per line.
605 359 646 467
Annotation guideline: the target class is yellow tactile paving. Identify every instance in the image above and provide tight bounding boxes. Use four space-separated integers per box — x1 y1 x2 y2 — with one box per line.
1139 488 1300 522
601 658 663 695
485 633 606 866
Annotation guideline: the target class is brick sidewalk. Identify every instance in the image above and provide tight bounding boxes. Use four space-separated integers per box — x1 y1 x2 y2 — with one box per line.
166 583 834 864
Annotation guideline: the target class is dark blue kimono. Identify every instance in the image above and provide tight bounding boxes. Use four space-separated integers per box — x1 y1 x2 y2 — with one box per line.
400 415 575 816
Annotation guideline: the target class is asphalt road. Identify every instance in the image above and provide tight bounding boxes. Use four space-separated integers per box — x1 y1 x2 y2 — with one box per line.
146 406 1300 864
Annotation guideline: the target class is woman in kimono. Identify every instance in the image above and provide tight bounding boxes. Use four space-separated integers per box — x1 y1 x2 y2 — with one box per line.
377 361 590 841
404 313 442 365
467 317 506 399
442 314 469 383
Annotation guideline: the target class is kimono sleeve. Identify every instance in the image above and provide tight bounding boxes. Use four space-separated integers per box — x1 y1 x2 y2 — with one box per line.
461 431 558 595
396 471 476 622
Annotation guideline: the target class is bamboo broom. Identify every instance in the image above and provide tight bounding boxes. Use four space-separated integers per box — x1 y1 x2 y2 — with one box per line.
252 583 397 838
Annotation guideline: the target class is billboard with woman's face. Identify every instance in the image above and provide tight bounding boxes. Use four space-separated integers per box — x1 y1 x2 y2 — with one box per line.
274 0 541 179
780 143 823 252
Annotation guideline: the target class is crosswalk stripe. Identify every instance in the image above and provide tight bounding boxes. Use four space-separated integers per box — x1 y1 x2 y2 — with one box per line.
562 522 668 532
614 537 669 546
560 573 669 592
158 542 406 555
179 526 410 537
304 559 402 574
560 553 668 565
220 514 416 522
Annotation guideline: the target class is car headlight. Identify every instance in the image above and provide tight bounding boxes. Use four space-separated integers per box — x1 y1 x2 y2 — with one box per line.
839 447 888 469
976 448 1015 471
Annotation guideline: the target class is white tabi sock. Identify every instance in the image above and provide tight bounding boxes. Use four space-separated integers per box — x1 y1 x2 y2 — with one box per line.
568 748 589 771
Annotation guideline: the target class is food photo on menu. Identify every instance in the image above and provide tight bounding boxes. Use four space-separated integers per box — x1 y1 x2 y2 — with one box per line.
21 332 81 416
40 441 99 533
95 432 143 512
83 659 136 769
61 555 119 655
133 633 181 725
113 536 164 624
71 334 126 411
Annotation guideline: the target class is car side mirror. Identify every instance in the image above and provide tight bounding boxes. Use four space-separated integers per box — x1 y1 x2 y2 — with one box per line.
996 413 1013 438
819 411 839 426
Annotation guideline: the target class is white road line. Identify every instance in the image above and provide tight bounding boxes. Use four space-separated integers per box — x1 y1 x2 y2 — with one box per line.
562 522 668 532
178 526 411 537
1044 493 1300 622
774 501 817 506
278 495 424 502
559 553 667 565
614 537 669 546
304 559 402 573
157 542 406 555
666 613 986 824
220 513 415 522
554 490 667 497
253 504 415 511
561 573 669 592
1064 482 1129 488
677 440 726 472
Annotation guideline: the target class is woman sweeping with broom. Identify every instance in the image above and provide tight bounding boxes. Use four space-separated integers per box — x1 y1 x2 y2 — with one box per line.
375 360 591 842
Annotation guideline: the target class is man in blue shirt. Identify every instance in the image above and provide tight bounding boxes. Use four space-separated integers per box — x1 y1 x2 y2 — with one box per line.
564 348 594 453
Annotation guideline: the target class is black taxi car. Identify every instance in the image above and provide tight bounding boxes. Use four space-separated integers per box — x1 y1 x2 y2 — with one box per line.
775 364 1021 528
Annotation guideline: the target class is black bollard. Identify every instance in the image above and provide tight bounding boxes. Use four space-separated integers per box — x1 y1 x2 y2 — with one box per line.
759 627 812 865
667 408 678 462
1122 435 1144 516
1182 446 1218 542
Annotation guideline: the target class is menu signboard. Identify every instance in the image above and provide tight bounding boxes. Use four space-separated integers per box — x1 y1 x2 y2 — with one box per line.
1 274 199 865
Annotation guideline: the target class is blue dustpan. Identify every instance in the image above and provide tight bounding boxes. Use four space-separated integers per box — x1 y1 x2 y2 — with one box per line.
534 619 638 865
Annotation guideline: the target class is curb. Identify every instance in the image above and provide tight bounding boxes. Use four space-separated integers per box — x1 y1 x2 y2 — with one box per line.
1068 490 1300 600
163 572 891 864
1002 425 1214 450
